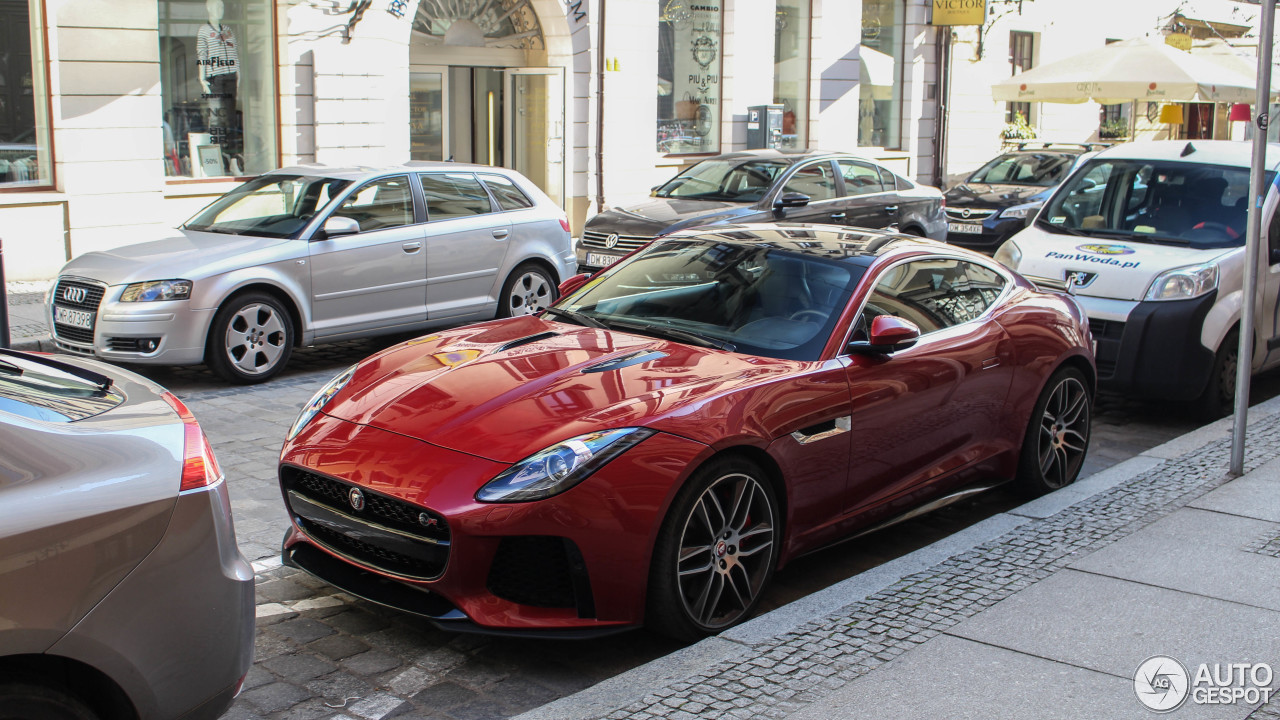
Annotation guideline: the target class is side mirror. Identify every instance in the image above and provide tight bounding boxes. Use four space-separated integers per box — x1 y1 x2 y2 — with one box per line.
557 272 592 297
774 192 811 209
321 216 360 238
847 315 921 354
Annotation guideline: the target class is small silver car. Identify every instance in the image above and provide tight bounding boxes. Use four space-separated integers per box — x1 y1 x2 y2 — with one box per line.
0 349 254 719
48 163 576 383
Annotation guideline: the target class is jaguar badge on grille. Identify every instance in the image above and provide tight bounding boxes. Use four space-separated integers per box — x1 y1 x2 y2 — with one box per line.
348 488 365 511
62 286 87 304
418 512 438 528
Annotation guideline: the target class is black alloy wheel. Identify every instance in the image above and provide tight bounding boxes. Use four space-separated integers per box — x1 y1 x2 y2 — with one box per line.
1015 366 1091 496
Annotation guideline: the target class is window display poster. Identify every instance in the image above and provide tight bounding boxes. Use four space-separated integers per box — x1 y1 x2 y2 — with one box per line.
658 0 722 154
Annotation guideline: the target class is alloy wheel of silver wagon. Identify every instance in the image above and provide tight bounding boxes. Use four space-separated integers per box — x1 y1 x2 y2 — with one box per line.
504 270 553 316
1037 375 1090 489
223 302 288 376
675 472 776 630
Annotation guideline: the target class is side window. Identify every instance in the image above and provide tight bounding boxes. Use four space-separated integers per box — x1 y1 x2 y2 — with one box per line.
782 162 837 201
331 176 413 231
855 259 1007 341
418 173 494 220
837 160 885 196
878 167 899 192
479 173 534 211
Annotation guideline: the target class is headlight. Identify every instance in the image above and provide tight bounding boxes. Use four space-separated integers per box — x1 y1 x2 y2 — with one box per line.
1000 202 1043 220
119 279 192 302
994 240 1022 270
476 427 656 503
286 364 357 440
1145 263 1218 301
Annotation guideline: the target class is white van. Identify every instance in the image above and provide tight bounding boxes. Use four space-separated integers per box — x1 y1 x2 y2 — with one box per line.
994 140 1280 417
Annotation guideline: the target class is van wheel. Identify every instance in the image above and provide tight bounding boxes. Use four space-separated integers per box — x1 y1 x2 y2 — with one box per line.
0 683 100 720
1196 330 1238 420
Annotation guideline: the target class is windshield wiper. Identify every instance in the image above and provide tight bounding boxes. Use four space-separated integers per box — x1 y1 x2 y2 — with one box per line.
608 320 736 352
1038 221 1089 237
543 306 608 329
0 358 22 376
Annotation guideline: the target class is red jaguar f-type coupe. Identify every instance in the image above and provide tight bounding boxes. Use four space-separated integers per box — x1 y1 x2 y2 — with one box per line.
278 224 1093 640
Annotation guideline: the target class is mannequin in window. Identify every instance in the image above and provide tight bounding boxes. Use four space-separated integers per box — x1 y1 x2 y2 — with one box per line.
197 0 238 158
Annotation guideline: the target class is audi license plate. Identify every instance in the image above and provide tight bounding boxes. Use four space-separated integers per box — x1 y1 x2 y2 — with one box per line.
947 222 984 235
54 306 94 330
586 252 623 269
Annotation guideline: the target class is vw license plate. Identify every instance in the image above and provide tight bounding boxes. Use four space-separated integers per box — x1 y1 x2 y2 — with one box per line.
54 306 94 330
947 222 984 235
586 252 622 269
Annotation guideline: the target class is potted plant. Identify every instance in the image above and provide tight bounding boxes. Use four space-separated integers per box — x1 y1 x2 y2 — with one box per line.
1001 112 1037 142
1100 119 1128 140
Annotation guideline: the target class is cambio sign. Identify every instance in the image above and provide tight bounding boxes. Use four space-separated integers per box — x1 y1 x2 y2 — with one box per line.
932 0 985 26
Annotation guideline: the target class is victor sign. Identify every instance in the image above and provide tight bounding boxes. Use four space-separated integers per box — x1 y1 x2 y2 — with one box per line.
932 0 985 26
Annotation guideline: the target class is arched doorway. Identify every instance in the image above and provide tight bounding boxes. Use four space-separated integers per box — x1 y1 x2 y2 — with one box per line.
407 0 565 206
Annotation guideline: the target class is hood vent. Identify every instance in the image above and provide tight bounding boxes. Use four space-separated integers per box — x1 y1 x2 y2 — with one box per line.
582 350 669 374
496 331 559 353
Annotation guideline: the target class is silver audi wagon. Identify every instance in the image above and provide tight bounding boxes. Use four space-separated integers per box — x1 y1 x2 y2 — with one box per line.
47 163 575 383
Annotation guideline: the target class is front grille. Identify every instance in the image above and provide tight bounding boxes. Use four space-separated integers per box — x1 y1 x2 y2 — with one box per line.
581 230 652 252
487 536 594 615
51 277 106 346
281 466 450 580
944 207 997 220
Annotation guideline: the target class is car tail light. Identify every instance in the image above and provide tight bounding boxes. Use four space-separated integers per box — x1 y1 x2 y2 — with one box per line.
559 215 571 233
161 391 224 491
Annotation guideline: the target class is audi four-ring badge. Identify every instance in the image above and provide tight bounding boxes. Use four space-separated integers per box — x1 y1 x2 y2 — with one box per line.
279 223 1094 641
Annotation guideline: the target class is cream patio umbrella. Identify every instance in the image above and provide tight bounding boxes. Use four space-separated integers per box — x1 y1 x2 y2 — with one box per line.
991 36 1264 106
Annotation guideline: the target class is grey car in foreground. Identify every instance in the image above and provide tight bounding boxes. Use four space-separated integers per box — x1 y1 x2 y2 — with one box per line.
48 163 575 383
577 149 946 273
0 349 254 720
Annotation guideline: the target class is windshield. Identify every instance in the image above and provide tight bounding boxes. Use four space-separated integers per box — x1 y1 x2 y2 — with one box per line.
559 239 861 361
185 174 352 238
968 152 1074 186
653 159 791 202
1037 159 1268 249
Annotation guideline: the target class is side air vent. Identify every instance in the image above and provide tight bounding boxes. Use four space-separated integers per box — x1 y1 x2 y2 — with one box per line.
497 331 559 353
582 350 669 373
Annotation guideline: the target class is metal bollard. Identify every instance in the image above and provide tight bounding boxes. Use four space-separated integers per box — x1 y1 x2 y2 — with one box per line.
0 237 9 349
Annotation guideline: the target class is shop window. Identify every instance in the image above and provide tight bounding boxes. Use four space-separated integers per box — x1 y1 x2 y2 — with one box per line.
159 0 276 179
0 0 52 190
657 0 723 154
858 0 903 149
773 1 809 149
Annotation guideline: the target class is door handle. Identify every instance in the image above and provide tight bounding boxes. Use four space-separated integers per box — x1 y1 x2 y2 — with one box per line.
830 212 847 221
402 241 422 253
492 229 510 239
884 205 899 214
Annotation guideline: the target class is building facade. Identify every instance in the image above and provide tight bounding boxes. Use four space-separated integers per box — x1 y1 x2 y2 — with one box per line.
0 0 1267 280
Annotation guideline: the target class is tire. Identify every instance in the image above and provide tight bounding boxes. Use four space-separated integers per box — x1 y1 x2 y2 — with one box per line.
206 291 295 384
0 683 99 720
497 263 556 318
647 456 780 641
1014 366 1092 497
1195 330 1238 421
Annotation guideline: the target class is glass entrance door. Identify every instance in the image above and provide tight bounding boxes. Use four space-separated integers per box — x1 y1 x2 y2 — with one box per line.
507 68 564 206
409 65 564 206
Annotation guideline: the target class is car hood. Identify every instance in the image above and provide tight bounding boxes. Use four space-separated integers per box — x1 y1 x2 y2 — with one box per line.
57 229 295 286
322 316 804 463
1011 226 1237 301
585 198 762 237
944 183 1051 209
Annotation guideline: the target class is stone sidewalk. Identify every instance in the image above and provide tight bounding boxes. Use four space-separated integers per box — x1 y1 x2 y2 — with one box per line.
520 400 1280 720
